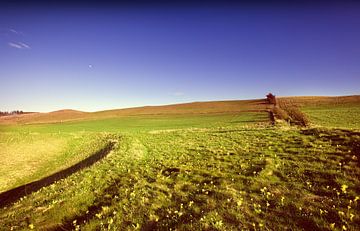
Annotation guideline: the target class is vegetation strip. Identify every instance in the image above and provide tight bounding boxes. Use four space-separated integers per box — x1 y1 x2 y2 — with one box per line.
0 141 115 208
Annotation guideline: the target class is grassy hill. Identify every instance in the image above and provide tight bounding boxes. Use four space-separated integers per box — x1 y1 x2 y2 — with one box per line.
2 96 358 128
0 99 269 125
0 95 359 230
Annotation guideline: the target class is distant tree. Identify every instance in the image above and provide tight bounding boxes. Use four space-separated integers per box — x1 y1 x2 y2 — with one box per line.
0 111 8 116
0 110 24 116
266 93 277 105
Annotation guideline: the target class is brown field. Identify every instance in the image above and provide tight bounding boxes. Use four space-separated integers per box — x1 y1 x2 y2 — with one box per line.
0 109 87 125
278 95 360 107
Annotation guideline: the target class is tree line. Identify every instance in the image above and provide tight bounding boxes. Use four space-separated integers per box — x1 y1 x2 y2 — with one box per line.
0 110 24 116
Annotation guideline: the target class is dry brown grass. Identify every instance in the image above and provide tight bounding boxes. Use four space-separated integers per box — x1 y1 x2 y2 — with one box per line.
92 99 268 117
278 103 310 126
0 110 87 125
272 106 290 121
278 95 360 107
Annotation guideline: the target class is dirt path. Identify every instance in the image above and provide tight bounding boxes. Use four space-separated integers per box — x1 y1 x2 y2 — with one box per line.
0 141 115 208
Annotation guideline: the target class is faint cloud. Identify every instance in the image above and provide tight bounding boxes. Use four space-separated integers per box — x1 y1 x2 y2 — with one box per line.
9 28 23 35
172 91 185 96
3 28 29 49
8 42 22 49
8 41 31 49
0 28 24 37
18 42 30 49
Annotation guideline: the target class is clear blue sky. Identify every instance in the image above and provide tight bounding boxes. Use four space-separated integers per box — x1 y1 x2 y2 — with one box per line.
1 2 359 112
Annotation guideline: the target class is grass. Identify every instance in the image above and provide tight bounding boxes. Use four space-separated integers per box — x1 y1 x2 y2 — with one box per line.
0 112 269 133
302 105 360 129
0 125 359 230
0 132 110 193
0 96 360 230
278 96 360 129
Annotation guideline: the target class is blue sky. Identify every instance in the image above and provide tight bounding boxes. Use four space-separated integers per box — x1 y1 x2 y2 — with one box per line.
1 3 360 112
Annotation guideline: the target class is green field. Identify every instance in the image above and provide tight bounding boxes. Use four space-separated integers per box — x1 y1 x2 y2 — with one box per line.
302 105 360 129
279 95 360 129
0 98 359 230
0 112 267 193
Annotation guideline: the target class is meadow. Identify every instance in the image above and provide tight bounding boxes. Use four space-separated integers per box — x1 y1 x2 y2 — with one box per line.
278 96 360 129
302 105 360 129
0 97 359 230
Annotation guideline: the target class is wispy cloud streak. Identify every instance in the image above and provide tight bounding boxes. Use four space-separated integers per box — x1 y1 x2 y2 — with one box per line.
8 41 31 49
18 42 30 49
9 29 21 34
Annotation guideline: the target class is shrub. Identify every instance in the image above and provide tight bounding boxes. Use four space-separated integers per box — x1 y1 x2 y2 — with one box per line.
285 106 310 127
277 100 310 127
273 106 290 122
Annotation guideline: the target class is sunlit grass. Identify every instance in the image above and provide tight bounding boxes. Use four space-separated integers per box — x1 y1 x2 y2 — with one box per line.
1 124 359 230
0 132 110 192
1 104 359 230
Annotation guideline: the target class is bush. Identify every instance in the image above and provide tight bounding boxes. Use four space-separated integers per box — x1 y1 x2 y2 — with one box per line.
273 106 290 122
277 100 310 127
285 106 310 127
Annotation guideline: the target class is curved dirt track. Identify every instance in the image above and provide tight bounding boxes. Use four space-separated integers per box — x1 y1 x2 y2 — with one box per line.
0 141 115 208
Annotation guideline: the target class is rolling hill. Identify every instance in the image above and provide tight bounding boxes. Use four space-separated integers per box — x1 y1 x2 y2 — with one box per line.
1 95 359 125
1 95 360 230
0 99 269 125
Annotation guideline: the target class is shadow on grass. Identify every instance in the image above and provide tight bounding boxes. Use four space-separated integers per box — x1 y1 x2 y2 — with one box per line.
0 141 115 208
